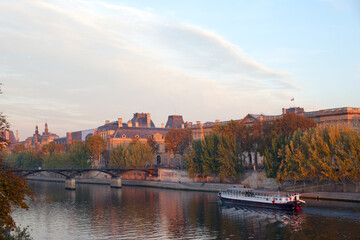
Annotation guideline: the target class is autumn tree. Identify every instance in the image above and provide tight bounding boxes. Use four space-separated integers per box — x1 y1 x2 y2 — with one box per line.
147 136 159 155
0 114 33 239
85 135 106 167
10 143 25 154
274 113 317 137
165 128 192 163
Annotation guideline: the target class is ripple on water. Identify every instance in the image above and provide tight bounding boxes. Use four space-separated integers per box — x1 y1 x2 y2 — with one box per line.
11 182 360 240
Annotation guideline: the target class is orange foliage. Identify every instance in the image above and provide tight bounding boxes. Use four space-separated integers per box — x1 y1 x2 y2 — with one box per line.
274 113 317 137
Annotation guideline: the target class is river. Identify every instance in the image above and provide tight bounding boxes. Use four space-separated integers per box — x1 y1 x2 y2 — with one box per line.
12 181 360 239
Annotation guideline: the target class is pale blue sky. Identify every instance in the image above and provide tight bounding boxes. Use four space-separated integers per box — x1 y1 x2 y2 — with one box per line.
0 0 359 140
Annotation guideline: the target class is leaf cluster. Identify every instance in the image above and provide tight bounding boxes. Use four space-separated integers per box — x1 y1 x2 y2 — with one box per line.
184 132 243 181
109 141 153 168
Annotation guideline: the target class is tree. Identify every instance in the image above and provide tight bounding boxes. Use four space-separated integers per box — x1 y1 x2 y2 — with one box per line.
201 133 220 175
68 142 90 168
10 144 25 154
165 128 192 163
126 142 153 167
147 136 159 155
184 140 204 178
274 113 316 137
109 145 129 168
263 133 286 179
217 134 243 181
0 114 33 239
85 135 106 167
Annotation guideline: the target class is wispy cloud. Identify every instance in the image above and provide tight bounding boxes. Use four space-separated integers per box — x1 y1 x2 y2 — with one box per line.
0 0 298 139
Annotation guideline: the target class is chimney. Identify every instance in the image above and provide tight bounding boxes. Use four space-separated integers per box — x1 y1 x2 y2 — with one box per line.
161 123 165 128
118 118 123 128
181 124 184 129
128 121 132 128
135 122 139 128
146 113 151 128
196 121 201 125
16 130 19 142
215 119 220 124
67 132 72 145
105 120 110 124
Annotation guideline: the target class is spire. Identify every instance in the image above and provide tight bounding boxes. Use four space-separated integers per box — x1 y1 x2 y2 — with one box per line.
45 123 49 134
35 125 39 135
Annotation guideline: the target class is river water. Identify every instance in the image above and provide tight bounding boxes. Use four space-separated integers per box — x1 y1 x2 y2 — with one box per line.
12 181 360 239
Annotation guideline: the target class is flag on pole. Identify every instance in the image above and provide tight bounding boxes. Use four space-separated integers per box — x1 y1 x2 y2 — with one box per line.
290 98 294 101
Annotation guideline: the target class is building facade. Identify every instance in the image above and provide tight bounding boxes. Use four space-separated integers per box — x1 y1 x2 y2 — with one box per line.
23 123 59 151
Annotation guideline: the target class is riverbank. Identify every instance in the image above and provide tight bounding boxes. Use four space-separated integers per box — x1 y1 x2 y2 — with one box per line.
26 176 242 192
27 176 360 202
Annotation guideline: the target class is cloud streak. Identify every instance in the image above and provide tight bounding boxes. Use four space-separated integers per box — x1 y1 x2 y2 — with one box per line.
0 0 298 140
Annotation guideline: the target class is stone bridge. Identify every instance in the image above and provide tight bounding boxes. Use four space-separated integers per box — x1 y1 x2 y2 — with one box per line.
10 168 159 190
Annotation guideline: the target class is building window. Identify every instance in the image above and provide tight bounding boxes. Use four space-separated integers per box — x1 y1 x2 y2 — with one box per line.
122 134 126 138
135 135 139 139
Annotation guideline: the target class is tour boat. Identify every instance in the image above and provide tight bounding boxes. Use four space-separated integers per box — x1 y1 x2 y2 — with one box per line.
218 187 305 211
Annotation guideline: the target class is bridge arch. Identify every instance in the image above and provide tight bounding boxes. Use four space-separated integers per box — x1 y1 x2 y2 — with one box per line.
21 170 72 179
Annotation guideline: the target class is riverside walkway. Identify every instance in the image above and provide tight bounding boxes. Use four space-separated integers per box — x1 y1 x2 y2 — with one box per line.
301 192 360 202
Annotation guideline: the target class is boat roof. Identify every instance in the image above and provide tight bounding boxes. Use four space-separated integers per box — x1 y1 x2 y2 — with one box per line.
225 187 300 197
227 187 253 191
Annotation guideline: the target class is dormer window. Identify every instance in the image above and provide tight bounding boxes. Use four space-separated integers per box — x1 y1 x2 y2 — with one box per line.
122 134 126 138
135 135 139 139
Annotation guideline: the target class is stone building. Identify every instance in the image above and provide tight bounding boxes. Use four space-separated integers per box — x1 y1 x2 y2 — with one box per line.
24 123 59 151
65 129 95 145
97 113 184 166
0 129 17 150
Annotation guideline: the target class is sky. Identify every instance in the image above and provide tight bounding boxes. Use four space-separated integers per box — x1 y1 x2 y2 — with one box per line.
0 0 359 141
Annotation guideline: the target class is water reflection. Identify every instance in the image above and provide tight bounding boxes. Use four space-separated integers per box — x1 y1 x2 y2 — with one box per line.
12 181 360 240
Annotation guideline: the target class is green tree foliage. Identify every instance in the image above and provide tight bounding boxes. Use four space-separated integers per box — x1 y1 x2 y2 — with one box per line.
263 133 286 178
68 142 90 168
0 113 33 239
201 133 220 175
263 113 316 180
109 145 129 168
85 135 106 167
184 131 244 181
127 141 153 167
42 152 69 168
6 150 42 169
184 140 204 178
217 134 243 181
42 142 90 168
109 142 153 168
